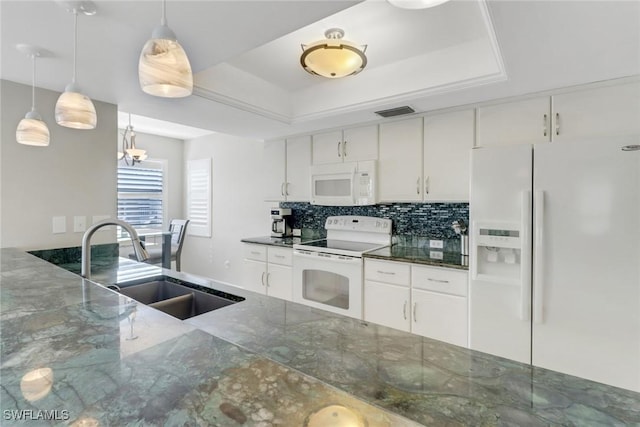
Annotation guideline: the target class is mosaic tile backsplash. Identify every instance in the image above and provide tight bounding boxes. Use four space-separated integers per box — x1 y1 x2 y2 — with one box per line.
280 202 469 240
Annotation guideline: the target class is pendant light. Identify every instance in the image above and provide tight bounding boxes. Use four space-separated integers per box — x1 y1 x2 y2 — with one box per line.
138 0 193 98
118 114 148 165
16 44 50 147
55 1 97 130
387 0 451 9
300 28 367 79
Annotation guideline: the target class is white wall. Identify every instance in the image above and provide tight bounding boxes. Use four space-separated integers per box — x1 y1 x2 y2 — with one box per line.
117 130 184 225
181 133 268 285
1 80 117 250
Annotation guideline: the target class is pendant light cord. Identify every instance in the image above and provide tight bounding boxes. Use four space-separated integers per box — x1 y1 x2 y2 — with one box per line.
72 9 78 84
30 54 36 112
161 0 167 26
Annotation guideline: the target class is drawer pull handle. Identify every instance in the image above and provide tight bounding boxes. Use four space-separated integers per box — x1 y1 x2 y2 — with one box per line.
403 301 407 320
427 278 449 284
377 270 396 275
251 251 261 255
275 254 285 258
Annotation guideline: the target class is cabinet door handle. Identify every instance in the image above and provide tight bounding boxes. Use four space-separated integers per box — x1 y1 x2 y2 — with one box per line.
337 141 342 158
427 278 449 284
416 177 421 195
261 271 266 286
266 272 270 288
280 182 285 196
343 140 347 158
555 113 560 136
403 301 407 320
413 302 417 322
376 270 396 275
285 182 290 196
543 114 548 137
425 176 430 195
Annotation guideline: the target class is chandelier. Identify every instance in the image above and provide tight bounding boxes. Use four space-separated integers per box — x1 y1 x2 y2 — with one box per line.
118 114 147 166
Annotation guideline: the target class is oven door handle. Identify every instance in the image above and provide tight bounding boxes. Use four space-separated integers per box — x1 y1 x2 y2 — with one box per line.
294 250 361 264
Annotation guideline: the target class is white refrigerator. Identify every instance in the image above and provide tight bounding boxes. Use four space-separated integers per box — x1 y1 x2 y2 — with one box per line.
469 136 640 392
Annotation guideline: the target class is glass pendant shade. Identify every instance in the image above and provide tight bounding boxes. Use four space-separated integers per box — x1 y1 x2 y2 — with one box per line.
16 111 50 147
139 24 193 98
55 83 97 130
387 0 451 9
301 29 367 78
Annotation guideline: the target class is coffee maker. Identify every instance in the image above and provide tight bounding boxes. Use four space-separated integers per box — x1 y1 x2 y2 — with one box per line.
270 208 292 238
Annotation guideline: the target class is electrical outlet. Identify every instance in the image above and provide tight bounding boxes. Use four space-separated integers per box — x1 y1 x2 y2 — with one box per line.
73 216 87 233
429 251 444 260
429 239 444 249
52 216 66 234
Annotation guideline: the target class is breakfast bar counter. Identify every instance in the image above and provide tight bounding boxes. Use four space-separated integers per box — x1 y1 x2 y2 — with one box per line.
1 248 639 426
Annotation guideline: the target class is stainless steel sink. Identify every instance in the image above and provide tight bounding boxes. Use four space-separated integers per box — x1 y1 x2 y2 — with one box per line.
116 277 244 320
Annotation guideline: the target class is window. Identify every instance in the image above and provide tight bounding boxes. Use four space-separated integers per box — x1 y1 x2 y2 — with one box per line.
117 164 164 236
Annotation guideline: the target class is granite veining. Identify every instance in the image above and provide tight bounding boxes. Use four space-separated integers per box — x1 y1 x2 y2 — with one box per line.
2 248 639 426
240 234 322 248
364 245 469 270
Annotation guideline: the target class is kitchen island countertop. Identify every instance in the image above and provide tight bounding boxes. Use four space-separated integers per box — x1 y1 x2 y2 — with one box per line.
1 248 639 426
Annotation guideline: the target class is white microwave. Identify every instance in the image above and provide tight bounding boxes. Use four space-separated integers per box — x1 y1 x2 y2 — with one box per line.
310 160 377 206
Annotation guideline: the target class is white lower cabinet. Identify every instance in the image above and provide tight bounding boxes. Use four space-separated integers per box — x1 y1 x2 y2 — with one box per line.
364 259 469 347
242 244 292 301
364 281 411 332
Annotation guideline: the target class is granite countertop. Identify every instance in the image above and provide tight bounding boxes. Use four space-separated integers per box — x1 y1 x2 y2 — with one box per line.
364 245 469 270
2 248 639 426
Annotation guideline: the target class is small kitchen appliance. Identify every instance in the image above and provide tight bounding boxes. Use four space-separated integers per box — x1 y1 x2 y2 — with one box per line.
270 207 292 237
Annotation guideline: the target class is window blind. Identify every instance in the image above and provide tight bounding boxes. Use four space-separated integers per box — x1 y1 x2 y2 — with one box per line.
187 158 211 237
117 166 164 231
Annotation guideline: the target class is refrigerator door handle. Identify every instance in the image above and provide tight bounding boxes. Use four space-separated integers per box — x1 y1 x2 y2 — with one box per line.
533 190 545 324
520 190 532 322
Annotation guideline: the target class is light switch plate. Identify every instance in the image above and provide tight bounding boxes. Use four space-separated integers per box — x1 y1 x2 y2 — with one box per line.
73 216 86 233
52 216 66 234
429 239 444 249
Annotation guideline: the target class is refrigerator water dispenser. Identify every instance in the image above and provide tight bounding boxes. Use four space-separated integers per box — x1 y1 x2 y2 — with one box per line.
472 222 522 285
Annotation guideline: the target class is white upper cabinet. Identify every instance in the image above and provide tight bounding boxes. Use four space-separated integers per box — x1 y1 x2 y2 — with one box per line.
423 109 474 201
378 117 423 202
285 135 311 202
342 125 378 162
476 96 552 147
263 136 311 202
312 125 378 165
552 81 640 142
263 139 286 202
312 130 343 164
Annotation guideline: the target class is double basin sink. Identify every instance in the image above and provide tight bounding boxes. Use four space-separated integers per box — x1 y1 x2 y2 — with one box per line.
113 277 245 320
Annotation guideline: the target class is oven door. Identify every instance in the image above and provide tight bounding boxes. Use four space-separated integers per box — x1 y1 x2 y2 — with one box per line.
293 249 363 319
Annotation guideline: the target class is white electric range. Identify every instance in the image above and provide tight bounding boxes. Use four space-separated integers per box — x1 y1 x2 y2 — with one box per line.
292 216 392 319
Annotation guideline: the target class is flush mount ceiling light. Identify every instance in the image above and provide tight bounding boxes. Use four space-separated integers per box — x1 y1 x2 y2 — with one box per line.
300 28 367 79
387 0 451 9
55 1 97 130
118 113 147 165
139 0 193 98
16 44 50 147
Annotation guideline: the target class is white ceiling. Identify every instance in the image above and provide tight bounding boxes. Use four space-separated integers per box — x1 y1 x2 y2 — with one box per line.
1 0 639 141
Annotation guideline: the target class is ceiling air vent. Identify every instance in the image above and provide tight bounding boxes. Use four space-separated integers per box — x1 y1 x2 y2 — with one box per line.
374 106 415 118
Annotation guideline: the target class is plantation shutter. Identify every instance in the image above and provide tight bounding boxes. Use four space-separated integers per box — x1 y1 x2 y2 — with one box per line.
187 158 211 237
